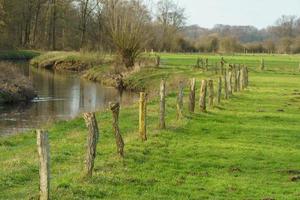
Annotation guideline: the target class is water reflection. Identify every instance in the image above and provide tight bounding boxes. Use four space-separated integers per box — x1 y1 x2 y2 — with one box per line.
0 62 137 135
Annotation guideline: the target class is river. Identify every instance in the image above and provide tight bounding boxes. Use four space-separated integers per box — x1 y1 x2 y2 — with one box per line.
0 61 137 136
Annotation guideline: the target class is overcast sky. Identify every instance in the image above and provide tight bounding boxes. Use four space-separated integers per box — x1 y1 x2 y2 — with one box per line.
172 0 300 29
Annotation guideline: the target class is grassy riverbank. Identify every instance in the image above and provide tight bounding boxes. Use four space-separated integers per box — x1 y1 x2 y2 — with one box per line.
0 50 40 60
1 54 300 199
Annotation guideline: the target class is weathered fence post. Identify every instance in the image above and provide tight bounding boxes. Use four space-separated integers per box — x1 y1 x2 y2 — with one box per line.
205 58 208 71
208 79 214 107
199 80 207 112
83 112 99 177
189 78 196 113
245 66 249 87
240 67 245 90
196 58 201 68
224 70 229 99
233 65 238 92
156 55 160 67
260 58 265 71
177 81 184 119
37 130 50 200
139 92 147 141
236 65 241 92
220 58 225 75
228 68 233 96
159 80 166 129
109 102 124 157
217 77 222 104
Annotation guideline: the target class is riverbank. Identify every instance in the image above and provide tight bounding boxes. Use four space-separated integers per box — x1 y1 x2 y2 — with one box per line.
30 51 161 91
1 54 300 199
0 62 36 104
0 50 40 60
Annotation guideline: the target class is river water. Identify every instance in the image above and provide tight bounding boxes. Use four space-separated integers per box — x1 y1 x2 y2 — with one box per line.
0 61 137 136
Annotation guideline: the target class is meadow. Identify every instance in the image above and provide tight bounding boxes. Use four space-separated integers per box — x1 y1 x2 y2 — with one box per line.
1 53 300 199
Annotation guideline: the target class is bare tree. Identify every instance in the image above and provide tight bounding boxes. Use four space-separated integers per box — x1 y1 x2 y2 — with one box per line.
103 0 151 68
156 0 186 51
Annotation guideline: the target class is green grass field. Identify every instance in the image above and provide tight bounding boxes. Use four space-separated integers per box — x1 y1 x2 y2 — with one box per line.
1 53 300 199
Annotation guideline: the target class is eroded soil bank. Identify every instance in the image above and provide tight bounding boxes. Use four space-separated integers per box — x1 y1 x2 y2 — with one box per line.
0 62 36 104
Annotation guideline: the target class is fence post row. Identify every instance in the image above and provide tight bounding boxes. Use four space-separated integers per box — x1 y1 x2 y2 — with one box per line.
109 102 125 157
83 112 99 177
36 130 50 200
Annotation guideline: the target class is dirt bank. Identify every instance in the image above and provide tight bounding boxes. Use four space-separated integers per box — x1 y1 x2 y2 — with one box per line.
0 62 36 104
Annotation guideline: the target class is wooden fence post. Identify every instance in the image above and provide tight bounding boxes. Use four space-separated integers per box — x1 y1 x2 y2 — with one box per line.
224 70 229 99
228 68 233 96
156 55 160 67
199 80 207 112
260 58 265 71
237 65 241 92
83 112 99 177
159 80 166 129
139 92 147 141
177 81 184 119
233 66 238 92
205 58 208 71
217 77 222 104
109 102 124 157
189 78 196 113
36 130 50 200
208 79 214 107
220 58 225 75
240 67 245 90
245 66 249 87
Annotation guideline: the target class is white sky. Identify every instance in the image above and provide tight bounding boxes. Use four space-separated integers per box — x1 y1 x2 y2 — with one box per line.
159 0 300 29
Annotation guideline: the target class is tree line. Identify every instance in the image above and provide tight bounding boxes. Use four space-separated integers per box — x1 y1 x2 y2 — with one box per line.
0 1 299 66
183 15 300 54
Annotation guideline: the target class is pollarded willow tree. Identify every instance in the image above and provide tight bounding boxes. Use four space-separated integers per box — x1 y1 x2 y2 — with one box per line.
103 0 151 68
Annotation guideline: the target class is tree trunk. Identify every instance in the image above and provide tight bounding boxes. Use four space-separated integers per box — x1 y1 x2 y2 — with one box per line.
109 102 124 157
139 92 147 141
36 130 50 200
189 78 196 112
199 80 207 112
159 79 166 129
83 112 99 177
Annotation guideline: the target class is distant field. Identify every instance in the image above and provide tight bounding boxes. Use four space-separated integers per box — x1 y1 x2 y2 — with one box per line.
1 53 300 199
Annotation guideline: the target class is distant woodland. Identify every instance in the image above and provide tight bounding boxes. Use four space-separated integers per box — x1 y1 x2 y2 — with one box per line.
0 0 300 54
